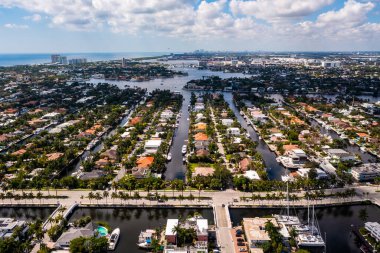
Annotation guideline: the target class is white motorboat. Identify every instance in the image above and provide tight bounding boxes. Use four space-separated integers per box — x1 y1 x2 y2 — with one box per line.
108 228 120 251
137 229 156 249
297 234 325 247
182 145 187 155
360 146 367 152
167 153 172 161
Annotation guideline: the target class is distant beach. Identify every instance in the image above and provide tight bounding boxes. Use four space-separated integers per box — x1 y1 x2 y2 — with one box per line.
0 52 171 67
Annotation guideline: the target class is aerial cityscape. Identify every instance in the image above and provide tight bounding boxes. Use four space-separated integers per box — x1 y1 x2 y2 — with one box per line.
1 1 380 253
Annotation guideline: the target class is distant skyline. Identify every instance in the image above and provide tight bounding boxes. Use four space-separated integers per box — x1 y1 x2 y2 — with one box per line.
0 0 380 53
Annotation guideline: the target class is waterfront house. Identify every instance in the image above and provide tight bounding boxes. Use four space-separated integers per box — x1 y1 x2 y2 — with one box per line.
54 222 94 249
244 170 261 180
165 219 179 244
365 222 380 242
326 149 356 162
195 122 207 132
243 218 278 249
194 103 205 112
284 148 308 165
0 218 28 239
194 133 209 141
78 170 105 180
144 139 162 154
297 168 328 180
131 167 150 179
137 156 155 168
192 167 215 177
351 163 380 181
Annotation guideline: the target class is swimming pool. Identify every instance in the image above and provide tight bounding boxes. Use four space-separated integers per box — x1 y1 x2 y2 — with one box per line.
96 226 108 237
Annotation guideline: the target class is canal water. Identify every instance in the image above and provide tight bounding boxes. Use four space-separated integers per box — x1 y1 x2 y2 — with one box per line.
0 206 56 221
88 61 251 180
224 92 286 180
230 204 380 253
68 207 214 253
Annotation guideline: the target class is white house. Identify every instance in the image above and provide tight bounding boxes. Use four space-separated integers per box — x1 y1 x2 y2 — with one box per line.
221 119 234 126
227 127 240 136
144 139 162 154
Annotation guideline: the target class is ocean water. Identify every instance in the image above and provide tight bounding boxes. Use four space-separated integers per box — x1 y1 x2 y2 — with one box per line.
0 52 171 67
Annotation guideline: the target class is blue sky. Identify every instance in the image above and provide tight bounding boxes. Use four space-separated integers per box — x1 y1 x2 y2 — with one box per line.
0 0 380 53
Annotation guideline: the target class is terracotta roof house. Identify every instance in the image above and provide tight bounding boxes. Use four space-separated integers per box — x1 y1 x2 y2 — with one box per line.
192 167 215 177
357 132 369 139
194 133 209 141
239 157 252 172
0 134 9 142
195 123 207 131
283 144 300 152
12 149 27 156
46 152 64 161
137 156 154 168
129 117 142 126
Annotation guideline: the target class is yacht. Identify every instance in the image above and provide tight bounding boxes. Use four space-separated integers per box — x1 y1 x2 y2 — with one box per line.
360 146 367 152
137 229 156 249
296 204 325 247
273 182 301 226
297 234 325 247
182 145 187 155
108 228 120 250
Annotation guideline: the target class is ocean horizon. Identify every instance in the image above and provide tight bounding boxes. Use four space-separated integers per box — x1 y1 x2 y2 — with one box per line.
0 52 173 67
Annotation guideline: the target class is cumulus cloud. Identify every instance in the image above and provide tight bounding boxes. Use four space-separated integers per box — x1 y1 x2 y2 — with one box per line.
230 0 335 22
4 23 28 29
296 0 377 38
0 0 379 47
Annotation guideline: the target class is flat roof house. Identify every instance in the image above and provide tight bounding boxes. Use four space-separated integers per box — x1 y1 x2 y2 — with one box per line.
243 218 278 249
144 139 162 154
165 219 179 245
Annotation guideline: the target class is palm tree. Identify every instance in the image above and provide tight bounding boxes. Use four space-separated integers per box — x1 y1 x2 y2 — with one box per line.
88 192 94 204
112 181 119 192
111 192 117 204
103 191 109 204
196 183 203 202
36 192 43 205
95 192 102 205
6 192 13 204
52 179 59 199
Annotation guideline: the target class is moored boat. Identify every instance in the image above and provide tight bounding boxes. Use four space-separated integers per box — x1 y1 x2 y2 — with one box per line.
137 229 156 249
108 228 120 251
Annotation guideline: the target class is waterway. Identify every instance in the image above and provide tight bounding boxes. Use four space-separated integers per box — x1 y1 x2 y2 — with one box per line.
230 204 380 253
0 206 56 221
223 93 286 180
87 60 251 180
68 207 214 253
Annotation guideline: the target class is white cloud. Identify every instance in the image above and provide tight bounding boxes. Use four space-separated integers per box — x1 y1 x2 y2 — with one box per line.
24 14 42 22
230 0 335 22
4 23 29 29
0 0 379 49
296 0 377 38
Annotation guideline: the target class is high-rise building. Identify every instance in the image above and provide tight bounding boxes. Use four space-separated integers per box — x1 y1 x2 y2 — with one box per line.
59 56 68 65
121 58 129 68
51 54 68 65
51 54 61 63
68 58 87 65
